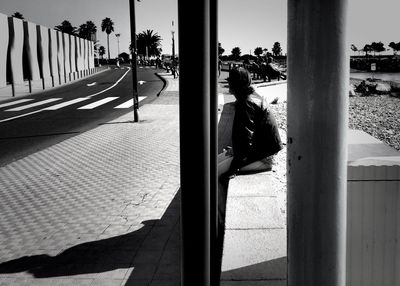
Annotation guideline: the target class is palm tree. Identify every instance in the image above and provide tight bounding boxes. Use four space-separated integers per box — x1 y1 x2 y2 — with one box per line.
78 20 97 40
254 47 263 57
55 20 77 35
12 12 24 19
99 46 106 59
136 29 162 59
101 17 114 60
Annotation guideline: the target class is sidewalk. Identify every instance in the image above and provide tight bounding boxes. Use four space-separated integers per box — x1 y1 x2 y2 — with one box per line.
0 73 181 285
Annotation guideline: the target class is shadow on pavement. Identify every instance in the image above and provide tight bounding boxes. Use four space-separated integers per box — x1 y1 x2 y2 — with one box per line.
0 191 181 283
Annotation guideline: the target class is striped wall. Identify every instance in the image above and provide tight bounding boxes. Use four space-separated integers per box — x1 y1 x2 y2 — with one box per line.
0 12 96 96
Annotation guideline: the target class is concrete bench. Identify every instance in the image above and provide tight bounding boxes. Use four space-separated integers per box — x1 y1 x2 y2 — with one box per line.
218 101 400 285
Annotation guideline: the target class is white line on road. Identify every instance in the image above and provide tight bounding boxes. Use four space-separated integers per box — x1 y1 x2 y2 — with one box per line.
114 96 147 109
87 67 131 98
0 99 34 109
78 97 119 109
5 98 62 112
43 98 90 110
86 82 97 87
0 68 132 123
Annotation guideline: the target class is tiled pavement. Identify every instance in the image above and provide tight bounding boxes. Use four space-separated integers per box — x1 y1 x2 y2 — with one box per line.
0 74 181 285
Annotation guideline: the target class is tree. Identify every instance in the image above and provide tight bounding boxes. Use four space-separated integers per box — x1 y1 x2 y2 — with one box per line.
78 20 97 40
119 52 130 62
254 47 263 57
218 42 225 56
350 44 358 55
136 29 162 59
363 44 373 57
371 41 385 56
231 47 241 60
55 20 77 35
272 42 282 56
101 17 115 60
99 46 106 59
389 42 400 55
12 12 24 19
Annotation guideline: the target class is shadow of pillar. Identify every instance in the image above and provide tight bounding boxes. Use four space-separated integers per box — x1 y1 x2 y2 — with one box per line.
0 190 181 285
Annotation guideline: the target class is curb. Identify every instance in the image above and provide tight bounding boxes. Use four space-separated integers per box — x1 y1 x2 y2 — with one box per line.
254 80 287 89
155 72 169 97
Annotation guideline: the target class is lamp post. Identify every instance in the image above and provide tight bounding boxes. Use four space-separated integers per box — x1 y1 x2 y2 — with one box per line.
171 21 176 78
129 0 139 122
115 33 120 58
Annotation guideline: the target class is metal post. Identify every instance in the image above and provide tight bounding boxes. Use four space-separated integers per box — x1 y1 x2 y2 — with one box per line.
287 0 349 285
209 0 219 285
171 21 175 78
178 0 211 285
116 33 120 57
129 0 139 122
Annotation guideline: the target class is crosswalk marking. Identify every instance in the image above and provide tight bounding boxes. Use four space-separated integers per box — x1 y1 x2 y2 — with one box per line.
6 98 62 111
0 99 34 109
78 97 119 110
43 98 90 110
114 96 147 109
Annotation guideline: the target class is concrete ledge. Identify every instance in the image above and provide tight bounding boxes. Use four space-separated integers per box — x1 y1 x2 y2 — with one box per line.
221 229 286 281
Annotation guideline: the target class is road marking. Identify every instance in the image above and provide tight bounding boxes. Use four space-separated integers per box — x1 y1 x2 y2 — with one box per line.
6 98 62 111
87 82 97 86
114 96 147 108
0 99 34 109
86 67 131 98
78 97 119 109
0 67 134 123
43 98 90 110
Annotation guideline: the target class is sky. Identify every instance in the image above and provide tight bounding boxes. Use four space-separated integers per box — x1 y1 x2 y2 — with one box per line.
0 0 399 58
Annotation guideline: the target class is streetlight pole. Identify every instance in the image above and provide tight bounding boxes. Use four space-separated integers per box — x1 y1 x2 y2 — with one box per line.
115 33 120 58
129 0 139 122
171 21 175 78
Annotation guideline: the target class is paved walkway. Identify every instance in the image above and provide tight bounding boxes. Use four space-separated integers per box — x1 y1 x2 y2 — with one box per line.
0 73 181 285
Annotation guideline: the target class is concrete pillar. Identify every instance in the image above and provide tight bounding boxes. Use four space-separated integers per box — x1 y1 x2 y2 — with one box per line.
7 17 24 86
49 29 59 86
178 0 214 285
287 1 349 286
209 0 219 285
0 13 9 88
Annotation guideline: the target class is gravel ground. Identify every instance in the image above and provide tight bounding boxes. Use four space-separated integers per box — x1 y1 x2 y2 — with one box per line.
270 93 400 152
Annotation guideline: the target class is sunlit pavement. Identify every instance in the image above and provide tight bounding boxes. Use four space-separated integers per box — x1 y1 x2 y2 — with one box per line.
0 73 181 285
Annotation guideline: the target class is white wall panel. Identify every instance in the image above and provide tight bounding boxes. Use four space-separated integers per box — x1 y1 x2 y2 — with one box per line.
56 31 65 78
347 165 400 286
23 21 40 80
0 13 9 87
8 17 24 84
63 33 71 75
70 35 77 73
37 25 51 79
49 29 58 79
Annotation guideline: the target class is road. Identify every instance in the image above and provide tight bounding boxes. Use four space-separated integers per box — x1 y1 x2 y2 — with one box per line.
0 65 165 166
